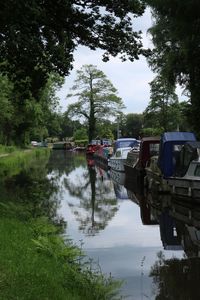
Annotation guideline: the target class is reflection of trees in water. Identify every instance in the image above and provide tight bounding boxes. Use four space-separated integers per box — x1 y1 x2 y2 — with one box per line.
150 251 200 300
64 164 118 236
1 156 64 227
47 150 86 177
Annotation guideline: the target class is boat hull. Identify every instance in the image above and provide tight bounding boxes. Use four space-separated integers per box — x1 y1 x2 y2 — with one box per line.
167 177 200 198
108 158 126 172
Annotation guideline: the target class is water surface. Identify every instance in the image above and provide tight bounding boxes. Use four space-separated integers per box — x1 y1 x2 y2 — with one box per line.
48 151 189 299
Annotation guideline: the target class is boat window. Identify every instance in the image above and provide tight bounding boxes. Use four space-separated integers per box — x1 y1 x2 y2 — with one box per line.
115 150 121 157
118 141 135 148
149 144 159 156
173 145 183 151
194 165 200 176
122 149 130 156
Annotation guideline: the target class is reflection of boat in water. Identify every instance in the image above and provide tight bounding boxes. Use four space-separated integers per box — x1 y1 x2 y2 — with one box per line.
113 182 129 200
147 189 200 255
109 169 125 185
109 169 128 200
86 157 95 168
148 193 183 250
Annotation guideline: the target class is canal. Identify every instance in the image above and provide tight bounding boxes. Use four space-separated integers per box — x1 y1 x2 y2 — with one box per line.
47 150 198 299
0 150 200 300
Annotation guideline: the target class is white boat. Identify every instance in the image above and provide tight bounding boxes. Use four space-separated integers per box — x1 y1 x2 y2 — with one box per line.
108 147 132 172
110 168 125 185
166 141 200 198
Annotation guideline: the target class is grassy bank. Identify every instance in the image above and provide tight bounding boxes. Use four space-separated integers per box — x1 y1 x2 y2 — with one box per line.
0 148 122 300
0 146 50 177
0 214 121 300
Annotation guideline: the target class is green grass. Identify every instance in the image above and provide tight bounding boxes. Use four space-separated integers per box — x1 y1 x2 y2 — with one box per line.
0 217 77 300
0 149 122 300
0 144 17 155
0 213 122 300
0 147 50 178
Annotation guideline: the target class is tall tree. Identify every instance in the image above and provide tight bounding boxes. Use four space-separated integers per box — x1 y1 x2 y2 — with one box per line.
145 0 200 136
0 74 14 145
144 75 180 132
0 0 149 145
67 65 125 141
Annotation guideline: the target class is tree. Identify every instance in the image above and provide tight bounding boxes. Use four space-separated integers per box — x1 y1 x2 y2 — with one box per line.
95 119 115 140
73 128 88 141
0 1 147 91
67 64 125 141
122 113 143 138
143 75 180 132
27 73 64 143
0 75 14 145
145 0 200 136
0 0 149 145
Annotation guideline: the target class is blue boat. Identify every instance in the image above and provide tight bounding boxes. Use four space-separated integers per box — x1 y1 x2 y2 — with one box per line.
145 132 197 194
158 132 196 178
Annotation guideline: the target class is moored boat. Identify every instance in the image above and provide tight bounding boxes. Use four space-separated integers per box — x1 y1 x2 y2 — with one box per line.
166 141 200 198
145 131 197 195
86 140 101 155
108 146 132 172
124 136 160 191
113 137 137 153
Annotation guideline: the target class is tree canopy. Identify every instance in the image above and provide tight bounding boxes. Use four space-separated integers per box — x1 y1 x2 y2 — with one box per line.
67 64 125 141
0 0 148 97
145 0 200 136
0 0 150 145
144 75 180 132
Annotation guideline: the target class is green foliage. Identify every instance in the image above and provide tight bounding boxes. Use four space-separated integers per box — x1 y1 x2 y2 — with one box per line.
141 127 164 136
0 75 14 145
0 145 17 154
74 139 88 147
0 148 50 178
67 64 125 141
59 111 82 140
144 75 179 131
0 1 147 84
120 113 143 138
146 0 200 136
73 128 88 141
0 1 149 145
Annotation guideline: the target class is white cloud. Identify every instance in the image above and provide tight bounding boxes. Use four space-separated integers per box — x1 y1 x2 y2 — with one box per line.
57 8 155 114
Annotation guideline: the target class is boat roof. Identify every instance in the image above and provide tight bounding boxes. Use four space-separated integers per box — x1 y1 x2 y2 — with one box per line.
141 136 160 142
116 138 136 141
114 138 137 151
158 132 196 177
162 131 196 143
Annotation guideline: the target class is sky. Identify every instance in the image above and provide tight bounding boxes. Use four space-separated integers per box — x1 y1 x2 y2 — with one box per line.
56 8 183 115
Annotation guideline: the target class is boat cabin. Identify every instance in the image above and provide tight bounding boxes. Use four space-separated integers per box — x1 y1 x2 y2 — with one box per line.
138 136 160 169
174 141 200 177
113 138 137 153
158 132 196 178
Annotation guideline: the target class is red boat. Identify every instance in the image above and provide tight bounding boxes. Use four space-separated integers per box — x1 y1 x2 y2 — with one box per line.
86 140 101 155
